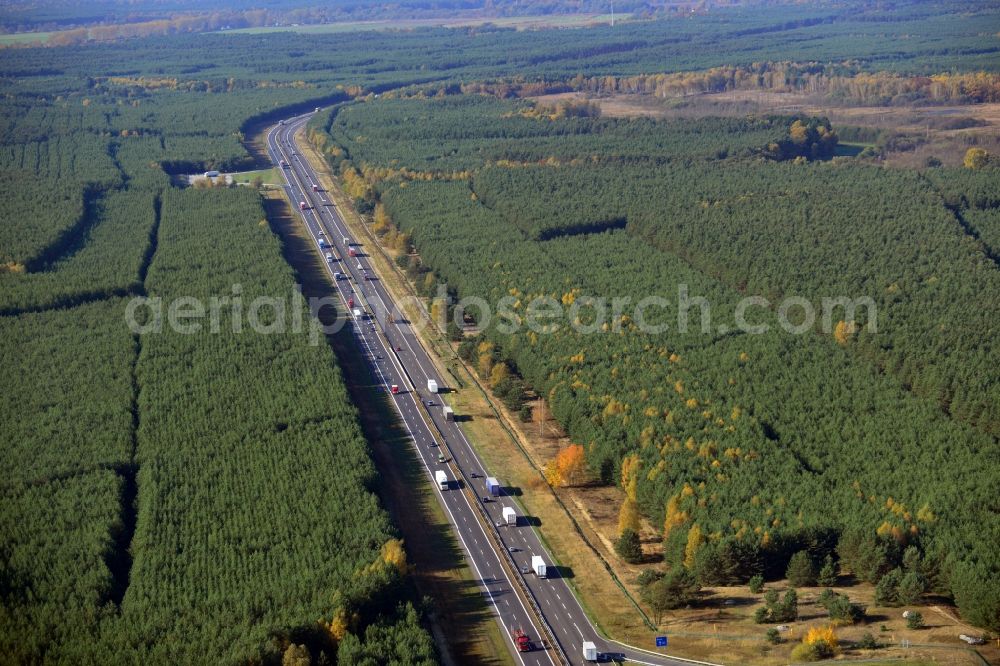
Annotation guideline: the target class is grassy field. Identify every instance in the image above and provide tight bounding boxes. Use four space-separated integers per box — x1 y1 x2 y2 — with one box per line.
230 167 282 186
0 30 53 46
532 91 1000 167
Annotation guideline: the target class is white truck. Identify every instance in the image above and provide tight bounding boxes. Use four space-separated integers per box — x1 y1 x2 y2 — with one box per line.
583 641 598 661
435 470 449 490
502 506 517 526
318 237 327 248
203 170 220 178
427 379 438 393
442 405 454 421
352 308 363 319
531 555 547 578
325 253 333 263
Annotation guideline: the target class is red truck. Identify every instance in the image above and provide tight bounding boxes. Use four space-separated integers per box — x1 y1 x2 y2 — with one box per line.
299 201 307 211
312 184 319 192
512 628 531 652
348 248 357 257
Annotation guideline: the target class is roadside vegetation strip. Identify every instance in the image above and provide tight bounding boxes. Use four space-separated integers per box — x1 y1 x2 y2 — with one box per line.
262 177 511 666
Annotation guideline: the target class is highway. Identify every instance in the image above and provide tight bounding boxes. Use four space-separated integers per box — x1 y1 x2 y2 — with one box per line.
267 112 707 666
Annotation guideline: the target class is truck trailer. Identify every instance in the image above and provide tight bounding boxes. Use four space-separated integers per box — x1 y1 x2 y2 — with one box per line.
531 555 547 578
583 641 598 661
435 470 448 490
442 406 454 421
502 506 517 526
427 379 438 393
485 477 501 497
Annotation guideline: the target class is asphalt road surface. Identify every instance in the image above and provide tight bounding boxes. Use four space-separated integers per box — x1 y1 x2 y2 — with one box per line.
267 112 710 666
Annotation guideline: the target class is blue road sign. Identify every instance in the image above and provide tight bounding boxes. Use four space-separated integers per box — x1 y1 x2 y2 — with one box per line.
655 636 668 647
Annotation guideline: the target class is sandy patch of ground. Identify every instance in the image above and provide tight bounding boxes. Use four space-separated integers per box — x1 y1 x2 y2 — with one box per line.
531 90 1000 167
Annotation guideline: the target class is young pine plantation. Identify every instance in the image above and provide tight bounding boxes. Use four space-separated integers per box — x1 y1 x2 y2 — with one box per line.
1 2 998 663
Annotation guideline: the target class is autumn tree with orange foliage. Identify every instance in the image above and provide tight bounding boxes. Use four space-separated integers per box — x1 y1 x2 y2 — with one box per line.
833 320 858 345
544 444 586 487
